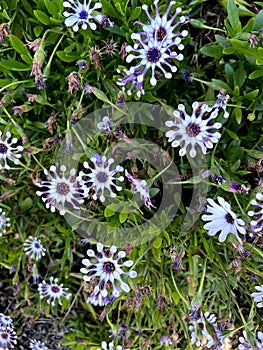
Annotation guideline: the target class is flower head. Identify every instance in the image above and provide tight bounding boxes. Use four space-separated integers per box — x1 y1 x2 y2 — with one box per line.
212 174 225 185
63 0 103 32
238 330 263 350
125 170 155 210
0 208 10 236
210 91 230 118
0 131 23 170
80 243 137 298
36 165 84 215
125 36 184 88
29 339 49 350
159 334 173 347
201 197 246 243
251 285 263 308
24 236 46 261
0 314 13 329
117 67 145 97
135 1 188 47
229 182 249 194
38 276 71 306
97 116 113 133
78 155 124 202
86 288 115 307
248 193 263 233
165 102 221 158
0 327 17 349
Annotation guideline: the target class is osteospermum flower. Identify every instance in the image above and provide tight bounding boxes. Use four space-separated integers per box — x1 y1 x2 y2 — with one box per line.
36 165 84 215
63 0 103 32
78 155 124 202
210 91 230 118
125 36 183 88
29 339 49 350
125 170 155 210
0 314 13 329
0 208 10 236
248 193 263 233
97 116 113 133
38 276 71 306
86 289 115 307
0 131 23 170
0 327 17 349
97 341 129 350
251 285 263 308
24 236 46 261
201 197 246 243
80 243 137 298
116 67 145 97
134 0 188 47
238 330 263 350
165 102 221 158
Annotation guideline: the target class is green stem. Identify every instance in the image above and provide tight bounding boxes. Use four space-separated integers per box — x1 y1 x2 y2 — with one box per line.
43 34 65 77
170 265 190 307
0 80 32 94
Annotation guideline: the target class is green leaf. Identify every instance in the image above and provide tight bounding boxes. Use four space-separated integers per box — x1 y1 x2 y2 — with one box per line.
234 107 242 124
230 39 260 58
249 70 263 79
119 211 128 223
92 87 112 105
19 197 33 212
227 0 241 35
129 6 141 22
100 0 124 20
152 246 161 263
223 47 235 54
0 59 30 71
104 206 115 217
34 25 44 37
253 9 263 30
199 45 223 59
153 235 162 249
44 0 58 17
225 128 239 140
34 10 51 25
11 36 31 55
21 0 33 15
243 89 259 100
56 51 80 62
242 17 254 32
233 62 246 88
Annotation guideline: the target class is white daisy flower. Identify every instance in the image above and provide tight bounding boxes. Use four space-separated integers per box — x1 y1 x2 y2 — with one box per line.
135 0 188 47
238 330 263 350
29 339 49 350
165 102 221 158
97 116 113 133
201 197 246 243
0 131 23 170
125 36 184 88
38 276 71 306
36 165 84 215
0 327 17 349
80 243 137 298
86 289 115 307
0 208 10 236
116 67 145 97
251 285 263 308
23 236 46 261
78 155 124 202
125 170 155 210
63 0 102 32
0 314 13 329
248 192 263 233
210 92 230 118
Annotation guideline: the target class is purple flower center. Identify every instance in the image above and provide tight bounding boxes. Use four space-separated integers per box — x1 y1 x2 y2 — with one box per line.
156 27 166 41
186 123 200 137
225 213 234 224
79 10 88 20
103 262 115 273
96 171 108 183
51 285 60 293
1 332 8 339
56 183 69 195
34 242 41 249
146 48 161 63
0 143 7 154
